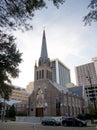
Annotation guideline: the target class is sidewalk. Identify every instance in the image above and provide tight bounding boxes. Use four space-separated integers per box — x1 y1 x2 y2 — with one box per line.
87 120 97 127
0 119 97 128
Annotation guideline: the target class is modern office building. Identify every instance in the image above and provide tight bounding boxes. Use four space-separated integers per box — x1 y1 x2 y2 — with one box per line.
26 82 34 93
92 57 97 75
75 62 97 86
84 85 97 102
75 58 97 108
0 86 30 117
51 59 71 87
9 86 30 102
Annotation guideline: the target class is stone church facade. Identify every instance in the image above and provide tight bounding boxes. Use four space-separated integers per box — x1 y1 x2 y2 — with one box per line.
29 30 86 117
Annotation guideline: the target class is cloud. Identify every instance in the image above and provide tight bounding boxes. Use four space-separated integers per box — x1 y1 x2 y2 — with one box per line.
11 0 97 87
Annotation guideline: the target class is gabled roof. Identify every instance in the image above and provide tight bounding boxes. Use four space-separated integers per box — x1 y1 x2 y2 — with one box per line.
49 80 68 94
68 86 83 98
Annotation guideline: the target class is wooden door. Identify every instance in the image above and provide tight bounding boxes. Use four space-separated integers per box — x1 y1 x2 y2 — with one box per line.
36 107 43 117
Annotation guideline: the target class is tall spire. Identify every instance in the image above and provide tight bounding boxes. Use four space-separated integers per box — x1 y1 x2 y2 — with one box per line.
40 30 48 63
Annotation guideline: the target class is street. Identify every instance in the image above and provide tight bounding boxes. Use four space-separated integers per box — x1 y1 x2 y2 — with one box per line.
0 122 97 130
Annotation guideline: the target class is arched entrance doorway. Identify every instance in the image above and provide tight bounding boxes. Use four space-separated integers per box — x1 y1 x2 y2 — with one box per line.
36 107 43 117
36 88 44 117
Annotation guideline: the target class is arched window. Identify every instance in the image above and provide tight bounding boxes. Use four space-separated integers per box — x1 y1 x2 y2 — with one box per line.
39 70 41 79
37 71 38 80
42 70 44 79
36 88 44 107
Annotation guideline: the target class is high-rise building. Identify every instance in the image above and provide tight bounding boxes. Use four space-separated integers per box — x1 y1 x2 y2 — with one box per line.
51 59 71 87
75 59 97 106
75 62 97 86
10 86 30 101
92 57 97 75
26 82 34 92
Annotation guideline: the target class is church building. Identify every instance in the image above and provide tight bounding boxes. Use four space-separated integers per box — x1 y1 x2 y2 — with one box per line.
29 30 87 117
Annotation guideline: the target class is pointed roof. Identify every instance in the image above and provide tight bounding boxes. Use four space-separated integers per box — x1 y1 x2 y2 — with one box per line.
40 30 48 63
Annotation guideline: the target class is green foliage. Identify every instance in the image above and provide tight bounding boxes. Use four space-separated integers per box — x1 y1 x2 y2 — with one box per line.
84 0 97 25
16 111 27 116
0 0 97 29
9 105 16 118
9 118 16 121
88 104 95 115
0 0 65 30
0 31 22 100
77 113 97 120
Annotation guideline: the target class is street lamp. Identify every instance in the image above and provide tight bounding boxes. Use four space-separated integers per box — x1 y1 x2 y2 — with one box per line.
86 74 97 113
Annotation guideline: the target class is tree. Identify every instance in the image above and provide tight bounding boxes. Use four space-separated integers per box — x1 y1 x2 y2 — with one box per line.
0 0 65 30
9 105 16 118
88 103 95 115
0 0 97 30
83 0 97 25
0 31 22 100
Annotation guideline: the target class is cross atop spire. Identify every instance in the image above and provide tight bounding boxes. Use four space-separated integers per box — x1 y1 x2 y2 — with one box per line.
40 30 48 63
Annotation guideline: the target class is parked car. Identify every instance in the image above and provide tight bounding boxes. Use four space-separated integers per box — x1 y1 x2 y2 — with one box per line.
52 117 62 125
41 117 61 126
62 117 87 127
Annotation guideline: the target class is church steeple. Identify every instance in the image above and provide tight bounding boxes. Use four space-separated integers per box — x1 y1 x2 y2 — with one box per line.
35 30 52 81
40 30 48 63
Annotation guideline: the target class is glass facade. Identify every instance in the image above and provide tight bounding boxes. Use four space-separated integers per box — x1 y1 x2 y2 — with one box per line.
51 59 71 87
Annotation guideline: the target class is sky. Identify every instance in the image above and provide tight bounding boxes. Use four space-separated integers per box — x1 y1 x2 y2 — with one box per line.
11 0 97 88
